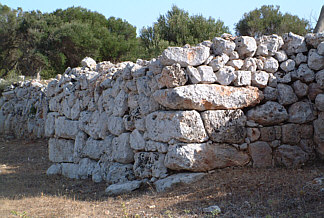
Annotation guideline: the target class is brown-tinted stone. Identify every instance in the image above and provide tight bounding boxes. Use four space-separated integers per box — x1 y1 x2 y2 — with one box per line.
248 141 272 168
281 124 301 145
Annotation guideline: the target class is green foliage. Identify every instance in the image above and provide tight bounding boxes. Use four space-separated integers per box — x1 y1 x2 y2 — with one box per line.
140 5 229 59
235 5 311 37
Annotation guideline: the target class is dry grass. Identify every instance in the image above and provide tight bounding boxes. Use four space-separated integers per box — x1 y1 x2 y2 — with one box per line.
0 137 323 217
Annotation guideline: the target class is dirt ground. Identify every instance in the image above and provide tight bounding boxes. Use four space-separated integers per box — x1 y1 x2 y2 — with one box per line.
0 138 323 218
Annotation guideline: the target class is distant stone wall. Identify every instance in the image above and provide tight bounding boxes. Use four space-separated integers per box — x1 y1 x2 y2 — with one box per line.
0 80 48 139
1 32 324 193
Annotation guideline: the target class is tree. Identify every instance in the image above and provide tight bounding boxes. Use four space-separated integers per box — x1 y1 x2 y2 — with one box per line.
235 5 311 37
140 5 229 59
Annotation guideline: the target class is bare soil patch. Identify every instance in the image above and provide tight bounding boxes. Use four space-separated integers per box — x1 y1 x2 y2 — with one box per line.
0 137 323 217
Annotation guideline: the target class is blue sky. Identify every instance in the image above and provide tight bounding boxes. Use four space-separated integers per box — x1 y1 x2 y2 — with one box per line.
1 0 323 35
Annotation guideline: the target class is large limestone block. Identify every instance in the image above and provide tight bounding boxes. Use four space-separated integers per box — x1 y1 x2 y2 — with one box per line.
157 63 188 88
153 84 263 111
248 142 272 167
54 116 79 139
235 36 257 58
105 180 142 196
308 49 324 71
105 163 135 184
154 173 206 192
212 37 235 56
45 112 59 137
164 142 250 171
145 110 208 143
256 34 283 56
160 46 210 67
82 136 113 160
112 133 134 164
186 66 217 84
201 110 246 144
282 32 308 55
274 145 309 168
247 101 288 125
133 152 168 179
49 138 75 163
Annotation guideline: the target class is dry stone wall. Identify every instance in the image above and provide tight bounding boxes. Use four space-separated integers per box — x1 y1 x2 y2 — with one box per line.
1 32 324 193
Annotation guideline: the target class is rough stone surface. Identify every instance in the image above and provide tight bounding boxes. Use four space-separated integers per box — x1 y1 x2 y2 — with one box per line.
256 34 283 56
186 66 217 84
161 46 210 67
315 94 324 111
263 57 279 73
277 84 298 106
133 152 167 179
249 142 272 167
247 128 260 142
282 124 301 144
308 49 324 71
215 66 236 85
292 80 308 98
235 36 257 58
49 138 75 163
308 83 323 100
164 142 250 171
154 173 206 192
145 110 208 143
296 64 315 83
288 101 316 124
247 101 288 125
105 163 135 184
54 116 79 139
201 110 246 144
234 71 251 86
251 71 269 88
112 133 134 164
212 37 235 56
153 84 263 111
280 59 296 72
263 87 278 101
105 181 142 195
282 32 308 55
316 70 324 89
157 63 188 88
274 145 309 168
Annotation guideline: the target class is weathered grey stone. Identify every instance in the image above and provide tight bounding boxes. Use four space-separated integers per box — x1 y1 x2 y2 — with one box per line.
296 64 315 83
235 36 257 58
113 90 128 117
55 116 79 139
215 66 236 85
295 53 308 66
247 101 288 125
107 116 125 136
282 32 308 55
45 112 59 137
112 133 134 164
299 139 316 159
154 173 206 192
78 158 97 179
314 117 324 159
165 142 249 171
249 142 272 167
247 128 260 142
137 94 160 116
251 71 269 88
145 140 168 153
73 131 87 162
260 127 276 142
46 164 62 175
49 138 75 163
282 124 301 144
201 110 246 144
153 84 263 111
133 152 167 179
316 69 324 88
212 37 235 55
187 66 217 84
130 129 145 151
315 94 324 111
242 57 257 72
79 111 109 139
277 84 298 105
105 163 135 184
81 57 96 69
263 86 278 101
308 49 324 71
263 57 279 73
305 32 324 48
274 145 309 167
208 54 229 71
234 71 251 86
105 180 142 195
161 46 210 67
275 50 288 62
61 163 80 179
280 59 295 72
256 34 283 56
123 115 135 131
308 83 324 100
157 63 188 88
292 80 308 98
145 110 208 143
288 101 316 124
226 59 244 70
82 136 112 160
318 41 324 55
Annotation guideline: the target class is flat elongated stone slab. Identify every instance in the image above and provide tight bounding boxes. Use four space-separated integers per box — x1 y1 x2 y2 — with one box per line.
153 84 263 111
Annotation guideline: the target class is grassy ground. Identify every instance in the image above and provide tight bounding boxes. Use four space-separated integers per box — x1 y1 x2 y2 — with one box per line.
0 137 323 217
